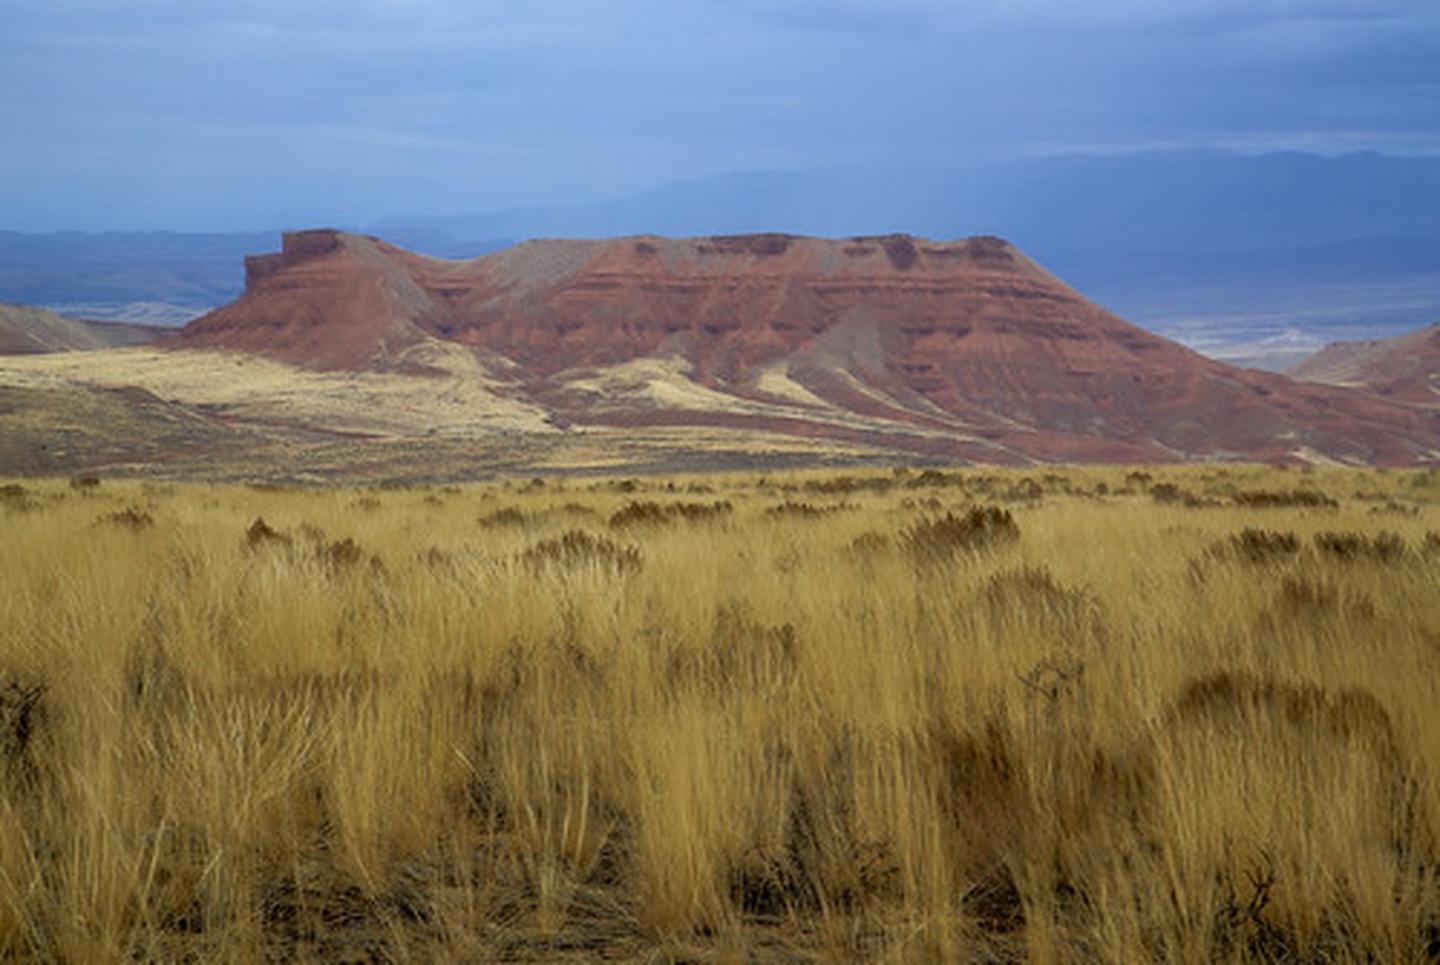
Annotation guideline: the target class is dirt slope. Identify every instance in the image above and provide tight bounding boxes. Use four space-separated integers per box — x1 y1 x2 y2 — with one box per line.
1290 323 1440 407
0 302 168 354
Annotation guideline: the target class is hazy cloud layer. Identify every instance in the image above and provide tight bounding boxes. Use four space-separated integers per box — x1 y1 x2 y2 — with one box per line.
2 0 1437 229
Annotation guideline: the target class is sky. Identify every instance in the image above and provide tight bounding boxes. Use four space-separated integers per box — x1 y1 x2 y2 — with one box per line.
2 0 1438 231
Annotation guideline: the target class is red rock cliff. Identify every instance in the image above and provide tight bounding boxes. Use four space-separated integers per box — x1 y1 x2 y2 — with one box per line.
177 231 1440 464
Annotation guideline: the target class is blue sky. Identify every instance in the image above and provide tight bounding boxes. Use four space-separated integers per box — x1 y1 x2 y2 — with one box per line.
3 0 1438 231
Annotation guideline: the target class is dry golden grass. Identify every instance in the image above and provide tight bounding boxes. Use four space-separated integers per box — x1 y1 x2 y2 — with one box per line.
1 465 1438 961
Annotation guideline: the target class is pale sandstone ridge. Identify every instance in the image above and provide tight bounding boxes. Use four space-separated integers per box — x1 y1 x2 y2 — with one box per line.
1290 323 1440 408
177 229 1440 464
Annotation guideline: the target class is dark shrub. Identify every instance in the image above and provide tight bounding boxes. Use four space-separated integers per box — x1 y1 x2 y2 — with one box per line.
1003 478 1043 502
908 469 959 489
0 484 35 512
608 501 668 527
245 517 292 550
1216 528 1302 565
1424 532 1440 559
1125 471 1154 489
1166 671 1398 769
1314 531 1408 564
418 547 456 571
803 476 894 496
901 506 1019 561
99 507 154 530
1150 483 1183 504
0 679 45 778
322 537 365 572
766 501 844 518
1151 483 1218 507
846 532 892 557
608 500 732 528
1233 489 1339 509
1272 575 1376 623
1368 500 1419 517
521 530 641 575
985 566 1067 608
479 507 530 527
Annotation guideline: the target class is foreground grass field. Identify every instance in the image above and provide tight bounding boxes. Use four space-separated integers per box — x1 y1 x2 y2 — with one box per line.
1 466 1438 961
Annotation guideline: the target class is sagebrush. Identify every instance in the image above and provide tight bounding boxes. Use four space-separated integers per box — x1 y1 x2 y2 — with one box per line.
1 465 1438 961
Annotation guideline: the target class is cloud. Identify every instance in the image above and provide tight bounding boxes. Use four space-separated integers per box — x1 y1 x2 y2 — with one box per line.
2 0 1438 229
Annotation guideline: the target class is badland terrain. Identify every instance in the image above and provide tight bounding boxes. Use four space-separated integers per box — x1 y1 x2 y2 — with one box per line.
1 229 1437 481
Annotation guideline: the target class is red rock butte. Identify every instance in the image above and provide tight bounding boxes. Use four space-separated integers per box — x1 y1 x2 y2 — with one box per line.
178 229 1440 464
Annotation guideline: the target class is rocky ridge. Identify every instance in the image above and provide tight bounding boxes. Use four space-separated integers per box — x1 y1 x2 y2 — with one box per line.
176 230 1440 464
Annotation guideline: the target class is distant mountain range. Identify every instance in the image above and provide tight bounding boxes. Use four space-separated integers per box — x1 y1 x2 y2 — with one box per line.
0 230 275 317
3 151 1439 368
373 152 1440 255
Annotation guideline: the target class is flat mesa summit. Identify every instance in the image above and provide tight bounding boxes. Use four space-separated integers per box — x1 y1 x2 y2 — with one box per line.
178 229 1440 465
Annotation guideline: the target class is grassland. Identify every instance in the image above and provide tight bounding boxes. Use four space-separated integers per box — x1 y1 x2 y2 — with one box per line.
0 347 894 483
1 465 1439 962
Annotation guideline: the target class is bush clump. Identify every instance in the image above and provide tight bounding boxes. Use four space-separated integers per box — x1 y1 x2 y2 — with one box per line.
520 530 642 575
321 537 366 572
906 469 962 489
0 678 45 780
608 500 732 528
985 566 1076 609
1272 575 1377 623
1313 531 1408 564
99 507 154 530
846 532 892 559
1166 671 1398 766
1368 500 1419 517
1149 483 1217 507
802 476 894 496
983 567 1098 637
0 484 36 512
245 517 293 550
1233 489 1339 509
1002 477 1044 502
901 506 1019 562
1214 528 1302 566
1424 531 1440 559
767 501 846 519
479 507 530 528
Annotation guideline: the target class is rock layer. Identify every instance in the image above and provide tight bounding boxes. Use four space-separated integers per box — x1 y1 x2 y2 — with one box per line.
178 230 1440 464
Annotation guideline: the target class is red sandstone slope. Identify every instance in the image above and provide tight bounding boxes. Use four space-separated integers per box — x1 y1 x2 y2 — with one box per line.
177 230 1440 464
1290 324 1440 408
180 231 445 370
